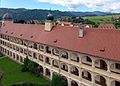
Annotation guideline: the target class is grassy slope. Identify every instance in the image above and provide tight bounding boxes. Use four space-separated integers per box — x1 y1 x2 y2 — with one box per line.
0 57 50 86
87 14 120 23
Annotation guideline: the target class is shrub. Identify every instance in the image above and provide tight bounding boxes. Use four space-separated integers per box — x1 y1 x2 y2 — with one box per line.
51 74 67 86
11 83 50 86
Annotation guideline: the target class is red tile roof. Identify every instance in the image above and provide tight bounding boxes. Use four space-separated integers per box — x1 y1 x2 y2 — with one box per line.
98 23 116 29
0 23 120 61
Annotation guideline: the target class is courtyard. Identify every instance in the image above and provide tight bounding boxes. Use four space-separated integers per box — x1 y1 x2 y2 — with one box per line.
0 56 50 86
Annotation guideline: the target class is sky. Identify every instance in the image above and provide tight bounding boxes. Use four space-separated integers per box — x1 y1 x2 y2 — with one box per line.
1 0 120 12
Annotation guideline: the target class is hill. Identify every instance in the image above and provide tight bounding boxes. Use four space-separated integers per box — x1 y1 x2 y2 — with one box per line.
0 8 118 21
86 14 120 28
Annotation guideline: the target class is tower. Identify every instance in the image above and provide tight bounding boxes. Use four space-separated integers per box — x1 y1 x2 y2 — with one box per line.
44 12 54 31
2 13 13 26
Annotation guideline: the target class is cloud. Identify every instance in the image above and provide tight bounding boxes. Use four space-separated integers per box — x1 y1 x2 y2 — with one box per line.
36 0 120 12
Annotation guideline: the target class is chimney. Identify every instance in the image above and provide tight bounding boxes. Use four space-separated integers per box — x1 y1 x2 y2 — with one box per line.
79 27 84 38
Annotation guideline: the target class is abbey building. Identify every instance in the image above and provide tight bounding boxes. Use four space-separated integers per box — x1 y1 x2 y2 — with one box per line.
0 13 120 86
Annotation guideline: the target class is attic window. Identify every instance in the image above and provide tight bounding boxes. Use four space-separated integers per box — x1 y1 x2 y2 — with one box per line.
5 31 8 33
30 36 33 38
11 32 13 34
20 34 23 36
100 48 105 52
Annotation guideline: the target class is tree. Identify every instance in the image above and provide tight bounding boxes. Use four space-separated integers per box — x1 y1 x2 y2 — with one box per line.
21 56 30 72
51 74 67 86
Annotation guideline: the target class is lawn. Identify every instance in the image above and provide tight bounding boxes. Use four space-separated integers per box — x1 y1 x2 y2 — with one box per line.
87 14 120 23
0 56 50 86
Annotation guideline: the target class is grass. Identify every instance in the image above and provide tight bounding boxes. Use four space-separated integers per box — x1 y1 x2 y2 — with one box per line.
0 56 50 86
86 14 120 23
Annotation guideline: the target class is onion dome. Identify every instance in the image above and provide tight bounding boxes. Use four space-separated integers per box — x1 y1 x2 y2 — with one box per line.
47 13 54 21
3 13 13 20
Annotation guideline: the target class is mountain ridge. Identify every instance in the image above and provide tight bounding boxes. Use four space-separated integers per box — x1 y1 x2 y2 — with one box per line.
0 8 119 20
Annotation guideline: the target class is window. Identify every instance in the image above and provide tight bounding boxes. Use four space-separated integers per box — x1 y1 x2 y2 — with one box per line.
46 46 51 54
24 49 27 55
28 51 32 57
39 55 43 61
39 44 44 51
86 56 92 62
34 43 37 49
33 53 37 59
116 63 120 69
53 48 59 56
61 51 68 59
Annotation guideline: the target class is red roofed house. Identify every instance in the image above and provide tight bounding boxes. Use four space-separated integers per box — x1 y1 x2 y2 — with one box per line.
0 13 120 86
98 23 116 29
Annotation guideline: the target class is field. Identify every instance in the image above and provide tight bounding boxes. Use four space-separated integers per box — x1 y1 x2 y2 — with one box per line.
86 14 120 24
0 56 50 86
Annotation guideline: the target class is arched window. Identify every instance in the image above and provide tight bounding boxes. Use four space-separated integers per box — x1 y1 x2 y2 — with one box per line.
34 43 37 49
95 59 107 70
46 46 51 54
61 50 68 59
70 66 79 76
61 63 68 72
82 56 92 66
110 63 120 74
53 48 59 56
70 53 79 62
39 55 43 61
33 53 37 59
45 57 50 64
111 80 120 86
82 70 92 81
52 60 59 68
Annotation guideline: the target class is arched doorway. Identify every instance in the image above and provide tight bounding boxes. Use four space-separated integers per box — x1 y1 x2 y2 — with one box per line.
95 75 107 86
71 80 78 86
38 65 43 74
62 76 68 86
45 68 51 78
